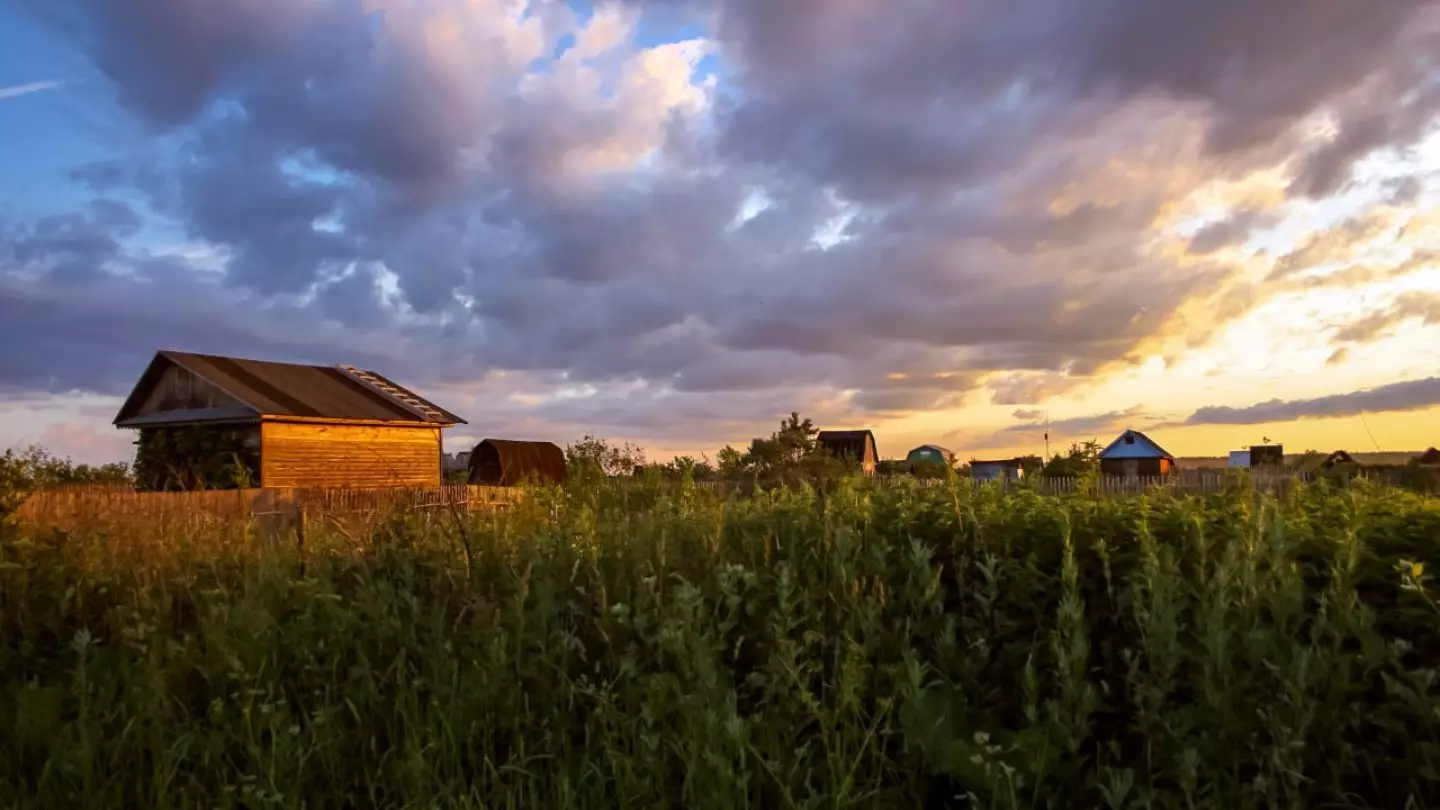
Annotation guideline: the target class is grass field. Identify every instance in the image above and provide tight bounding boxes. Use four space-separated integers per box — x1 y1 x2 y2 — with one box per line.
2 476 1439 808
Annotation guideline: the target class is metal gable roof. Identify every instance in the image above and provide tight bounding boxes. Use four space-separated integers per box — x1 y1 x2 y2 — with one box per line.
1098 429 1174 460
114 351 467 427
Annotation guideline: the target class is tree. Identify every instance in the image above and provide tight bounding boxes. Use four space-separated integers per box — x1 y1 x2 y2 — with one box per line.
1041 440 1101 478
724 412 853 486
716 445 748 478
566 435 647 479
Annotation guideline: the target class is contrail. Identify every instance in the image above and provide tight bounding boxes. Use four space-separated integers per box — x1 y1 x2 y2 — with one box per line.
0 80 64 101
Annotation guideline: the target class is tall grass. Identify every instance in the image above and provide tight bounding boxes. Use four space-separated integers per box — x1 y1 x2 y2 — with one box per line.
1 477 1438 808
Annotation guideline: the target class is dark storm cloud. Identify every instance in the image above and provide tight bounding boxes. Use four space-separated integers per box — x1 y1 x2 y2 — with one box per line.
0 275 405 398
700 0 1438 199
3 0 1439 446
1185 377 1440 426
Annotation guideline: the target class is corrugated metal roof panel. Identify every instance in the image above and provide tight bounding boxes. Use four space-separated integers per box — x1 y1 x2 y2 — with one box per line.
114 351 466 426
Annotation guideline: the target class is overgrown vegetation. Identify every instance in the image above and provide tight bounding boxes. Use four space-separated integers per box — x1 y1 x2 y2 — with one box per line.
0 446 130 492
2 471 1438 808
133 425 260 491
0 447 131 520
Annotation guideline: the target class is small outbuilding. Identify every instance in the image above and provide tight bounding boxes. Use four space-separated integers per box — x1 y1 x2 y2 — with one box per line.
906 444 955 468
1098 429 1175 479
817 430 879 475
1249 444 1285 468
1418 447 1440 467
113 350 466 490
466 439 568 486
970 458 1025 482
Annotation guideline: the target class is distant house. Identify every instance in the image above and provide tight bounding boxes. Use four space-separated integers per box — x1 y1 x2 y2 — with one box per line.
1249 444 1285 468
906 444 955 468
1227 450 1251 469
970 458 1025 482
817 430 879 475
113 350 466 490
1098 429 1175 479
1418 447 1440 467
1321 450 1357 469
444 451 473 473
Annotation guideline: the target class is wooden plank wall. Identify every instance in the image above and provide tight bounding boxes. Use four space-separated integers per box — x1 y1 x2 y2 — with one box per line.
261 422 442 488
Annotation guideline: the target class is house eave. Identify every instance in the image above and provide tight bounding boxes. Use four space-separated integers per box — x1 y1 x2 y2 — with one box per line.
258 414 459 429
114 406 262 429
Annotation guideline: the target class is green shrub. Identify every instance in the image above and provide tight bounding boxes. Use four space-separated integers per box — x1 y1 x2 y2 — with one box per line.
1 478 1437 808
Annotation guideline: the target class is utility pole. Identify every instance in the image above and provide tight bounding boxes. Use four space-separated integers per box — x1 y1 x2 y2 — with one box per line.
1044 410 1050 460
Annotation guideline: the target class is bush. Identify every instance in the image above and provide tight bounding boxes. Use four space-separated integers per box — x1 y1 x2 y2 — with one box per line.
1 477 1438 807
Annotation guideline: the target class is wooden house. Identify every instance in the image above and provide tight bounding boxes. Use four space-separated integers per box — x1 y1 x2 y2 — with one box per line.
113 350 466 490
970 458 1025 482
817 430 879 475
1098 429 1175 479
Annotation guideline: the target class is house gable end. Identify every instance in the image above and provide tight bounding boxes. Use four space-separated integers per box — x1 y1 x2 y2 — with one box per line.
1099 429 1173 460
114 353 261 427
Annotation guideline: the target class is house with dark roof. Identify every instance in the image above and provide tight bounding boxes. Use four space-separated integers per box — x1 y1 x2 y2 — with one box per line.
1098 429 1175 479
817 430 879 475
1418 447 1440 467
906 444 955 468
1321 449 1358 469
113 350 466 490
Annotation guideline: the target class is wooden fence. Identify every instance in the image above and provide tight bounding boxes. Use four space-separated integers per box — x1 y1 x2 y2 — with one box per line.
15 484 524 536
13 468 1420 534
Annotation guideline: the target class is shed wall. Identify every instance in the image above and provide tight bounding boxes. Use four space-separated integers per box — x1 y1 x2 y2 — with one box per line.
1100 457 1173 478
260 421 441 488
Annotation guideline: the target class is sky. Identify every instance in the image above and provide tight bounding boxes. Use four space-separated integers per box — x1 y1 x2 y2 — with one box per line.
1 0 1439 467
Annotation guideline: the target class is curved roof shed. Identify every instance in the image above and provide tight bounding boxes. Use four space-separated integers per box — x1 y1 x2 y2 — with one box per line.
467 439 568 486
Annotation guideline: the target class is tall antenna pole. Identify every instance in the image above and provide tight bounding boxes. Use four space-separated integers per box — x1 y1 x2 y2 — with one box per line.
1359 412 1381 452
1044 410 1050 460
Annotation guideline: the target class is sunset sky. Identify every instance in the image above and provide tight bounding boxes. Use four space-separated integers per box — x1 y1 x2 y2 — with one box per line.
1 0 1438 466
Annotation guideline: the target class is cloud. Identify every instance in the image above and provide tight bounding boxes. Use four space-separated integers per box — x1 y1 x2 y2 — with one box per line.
2 0 1439 450
0 79 64 100
1011 408 1044 421
1187 208 1276 255
1005 405 1149 437
1333 292 1440 343
34 421 136 466
988 372 1085 406
1184 377 1440 425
